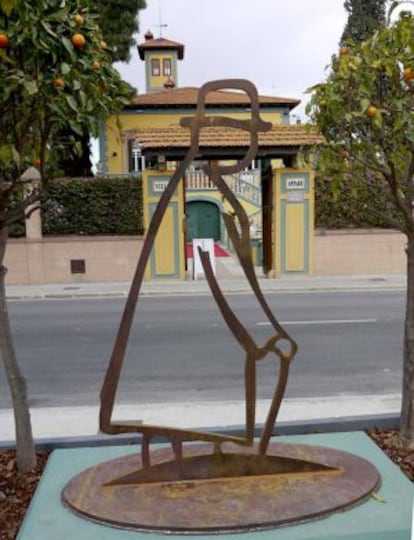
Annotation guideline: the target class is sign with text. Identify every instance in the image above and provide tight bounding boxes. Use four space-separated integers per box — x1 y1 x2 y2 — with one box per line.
153 180 169 193
286 177 305 190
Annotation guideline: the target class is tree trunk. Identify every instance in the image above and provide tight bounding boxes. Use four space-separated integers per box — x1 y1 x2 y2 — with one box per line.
0 229 36 472
400 233 414 448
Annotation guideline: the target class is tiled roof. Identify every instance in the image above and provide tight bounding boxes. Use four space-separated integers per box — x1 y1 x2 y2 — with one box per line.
127 124 324 150
137 37 185 60
130 87 300 108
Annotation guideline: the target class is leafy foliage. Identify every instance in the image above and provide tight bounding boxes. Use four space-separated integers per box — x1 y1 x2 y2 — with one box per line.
315 174 402 229
95 0 147 63
316 0 406 235
307 10 414 236
341 0 386 44
41 176 143 236
54 0 147 177
0 0 16 17
0 0 137 474
308 7 414 448
0 0 132 230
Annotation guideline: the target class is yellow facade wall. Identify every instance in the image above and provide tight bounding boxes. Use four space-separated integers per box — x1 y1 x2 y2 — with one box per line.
154 207 176 274
273 168 314 276
104 109 284 175
142 170 185 280
284 204 305 271
146 52 176 90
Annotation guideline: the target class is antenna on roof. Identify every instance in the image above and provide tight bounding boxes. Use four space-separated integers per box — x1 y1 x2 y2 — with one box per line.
157 0 168 37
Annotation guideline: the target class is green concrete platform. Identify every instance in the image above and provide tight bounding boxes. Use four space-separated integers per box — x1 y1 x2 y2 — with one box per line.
18 432 413 540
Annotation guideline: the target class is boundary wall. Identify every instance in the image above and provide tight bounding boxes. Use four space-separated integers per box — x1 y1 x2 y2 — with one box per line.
4 229 406 285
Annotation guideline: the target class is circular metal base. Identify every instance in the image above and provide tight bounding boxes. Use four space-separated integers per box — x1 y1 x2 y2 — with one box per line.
62 442 380 534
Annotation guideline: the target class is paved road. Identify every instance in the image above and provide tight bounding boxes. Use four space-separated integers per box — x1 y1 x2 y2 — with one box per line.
0 290 405 409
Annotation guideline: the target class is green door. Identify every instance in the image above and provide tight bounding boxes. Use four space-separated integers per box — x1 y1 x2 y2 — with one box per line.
186 201 220 241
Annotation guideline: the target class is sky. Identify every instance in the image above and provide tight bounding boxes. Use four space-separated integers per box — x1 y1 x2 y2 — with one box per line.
115 0 351 120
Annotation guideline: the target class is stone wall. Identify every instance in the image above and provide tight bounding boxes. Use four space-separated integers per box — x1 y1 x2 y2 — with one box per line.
313 229 406 276
5 236 144 285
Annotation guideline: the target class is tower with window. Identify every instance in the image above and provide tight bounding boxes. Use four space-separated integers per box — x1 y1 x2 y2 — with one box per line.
138 30 184 93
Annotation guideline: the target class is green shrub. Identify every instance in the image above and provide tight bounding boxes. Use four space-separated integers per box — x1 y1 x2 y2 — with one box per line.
11 173 401 238
41 176 144 236
9 222 25 237
314 175 402 230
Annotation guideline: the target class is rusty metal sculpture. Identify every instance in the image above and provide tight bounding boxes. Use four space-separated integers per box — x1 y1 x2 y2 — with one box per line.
99 79 296 457
62 80 380 534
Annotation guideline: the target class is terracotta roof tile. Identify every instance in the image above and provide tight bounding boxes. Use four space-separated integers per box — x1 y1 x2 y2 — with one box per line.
131 87 300 108
126 124 324 150
137 37 185 60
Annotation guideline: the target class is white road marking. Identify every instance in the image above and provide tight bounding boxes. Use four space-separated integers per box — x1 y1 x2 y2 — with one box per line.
257 318 377 326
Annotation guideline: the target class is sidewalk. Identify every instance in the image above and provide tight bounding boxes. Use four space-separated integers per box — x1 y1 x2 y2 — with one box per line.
0 394 401 444
5 273 406 300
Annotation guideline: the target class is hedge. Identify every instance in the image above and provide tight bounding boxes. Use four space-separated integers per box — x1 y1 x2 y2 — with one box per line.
41 176 144 236
9 173 401 238
314 175 402 230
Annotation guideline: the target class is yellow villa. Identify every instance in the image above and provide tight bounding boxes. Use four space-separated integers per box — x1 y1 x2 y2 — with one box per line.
99 31 323 279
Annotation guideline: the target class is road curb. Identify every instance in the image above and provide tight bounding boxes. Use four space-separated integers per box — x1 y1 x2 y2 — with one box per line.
0 413 399 451
5 284 406 300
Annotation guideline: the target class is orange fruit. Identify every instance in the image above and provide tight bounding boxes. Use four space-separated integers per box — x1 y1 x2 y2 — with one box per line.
366 105 378 117
403 68 414 82
0 33 9 49
92 60 101 70
33 158 41 168
73 13 84 26
339 46 349 57
52 77 65 88
72 33 85 49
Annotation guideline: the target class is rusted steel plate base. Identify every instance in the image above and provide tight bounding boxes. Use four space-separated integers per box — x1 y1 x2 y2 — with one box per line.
62 442 380 534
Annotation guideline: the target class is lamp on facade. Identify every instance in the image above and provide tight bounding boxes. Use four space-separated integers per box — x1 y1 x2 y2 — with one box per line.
130 140 144 173
131 140 142 156
157 154 166 171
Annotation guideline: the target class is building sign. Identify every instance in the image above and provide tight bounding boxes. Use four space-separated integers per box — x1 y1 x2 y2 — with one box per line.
286 177 305 190
153 180 169 193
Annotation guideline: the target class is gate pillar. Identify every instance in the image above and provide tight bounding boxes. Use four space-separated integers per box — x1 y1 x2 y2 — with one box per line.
273 168 314 276
142 170 185 280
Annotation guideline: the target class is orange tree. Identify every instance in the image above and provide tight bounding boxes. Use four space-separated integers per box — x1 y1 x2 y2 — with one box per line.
0 0 131 472
307 8 414 447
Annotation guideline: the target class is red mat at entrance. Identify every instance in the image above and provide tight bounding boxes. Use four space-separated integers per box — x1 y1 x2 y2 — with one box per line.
187 243 230 258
